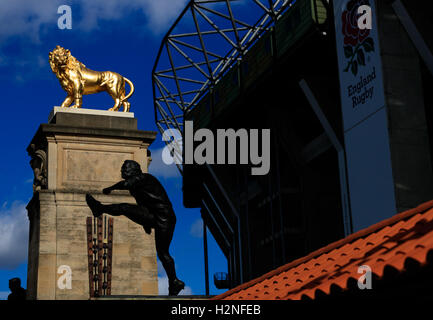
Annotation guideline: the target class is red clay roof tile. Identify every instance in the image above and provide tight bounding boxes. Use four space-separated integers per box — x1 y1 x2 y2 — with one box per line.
212 199 433 300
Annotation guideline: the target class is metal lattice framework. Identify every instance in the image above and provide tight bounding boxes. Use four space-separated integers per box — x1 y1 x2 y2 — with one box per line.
152 0 296 173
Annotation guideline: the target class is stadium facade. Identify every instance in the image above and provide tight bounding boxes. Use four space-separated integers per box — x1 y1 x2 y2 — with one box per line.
152 0 433 290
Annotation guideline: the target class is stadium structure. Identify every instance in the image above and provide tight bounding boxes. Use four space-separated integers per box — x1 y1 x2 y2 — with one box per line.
152 0 433 292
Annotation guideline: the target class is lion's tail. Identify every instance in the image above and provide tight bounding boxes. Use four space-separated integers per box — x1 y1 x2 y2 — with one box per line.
123 77 135 101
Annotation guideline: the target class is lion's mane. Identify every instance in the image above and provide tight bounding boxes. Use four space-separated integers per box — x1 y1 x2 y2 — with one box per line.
49 45 86 95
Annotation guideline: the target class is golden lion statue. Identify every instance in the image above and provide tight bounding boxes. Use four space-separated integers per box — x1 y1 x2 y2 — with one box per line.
49 45 134 112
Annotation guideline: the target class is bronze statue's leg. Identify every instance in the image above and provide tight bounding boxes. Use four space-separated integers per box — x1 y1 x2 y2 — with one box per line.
73 95 82 108
86 194 153 234
108 88 122 111
122 100 130 112
86 194 153 227
104 203 154 227
60 95 74 108
155 226 176 280
111 98 121 111
154 209 185 295
72 80 83 108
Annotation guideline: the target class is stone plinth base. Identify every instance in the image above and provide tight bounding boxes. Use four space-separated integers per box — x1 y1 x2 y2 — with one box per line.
26 108 158 300
27 191 158 300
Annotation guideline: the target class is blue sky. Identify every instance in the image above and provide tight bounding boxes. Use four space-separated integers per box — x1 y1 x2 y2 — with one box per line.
0 0 228 299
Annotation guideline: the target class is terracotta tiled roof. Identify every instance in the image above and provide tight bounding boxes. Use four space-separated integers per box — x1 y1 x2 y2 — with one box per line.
212 200 433 300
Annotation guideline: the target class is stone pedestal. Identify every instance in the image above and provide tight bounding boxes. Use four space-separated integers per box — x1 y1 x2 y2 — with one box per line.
26 107 158 300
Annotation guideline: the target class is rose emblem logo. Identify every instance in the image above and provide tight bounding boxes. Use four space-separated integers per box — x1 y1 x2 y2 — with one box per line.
342 0 375 75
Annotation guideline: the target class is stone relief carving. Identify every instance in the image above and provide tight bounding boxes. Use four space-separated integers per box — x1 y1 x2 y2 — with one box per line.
28 144 48 191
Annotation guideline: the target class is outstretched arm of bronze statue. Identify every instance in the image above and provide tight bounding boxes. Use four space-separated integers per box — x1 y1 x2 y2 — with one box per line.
103 180 128 194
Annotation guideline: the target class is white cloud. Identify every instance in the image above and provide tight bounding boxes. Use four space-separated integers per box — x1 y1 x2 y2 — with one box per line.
158 275 193 296
0 292 9 300
0 202 29 269
0 0 188 42
0 0 189 82
190 219 203 238
157 258 166 277
79 0 189 34
157 259 192 295
148 147 181 179
0 0 63 43
158 275 169 295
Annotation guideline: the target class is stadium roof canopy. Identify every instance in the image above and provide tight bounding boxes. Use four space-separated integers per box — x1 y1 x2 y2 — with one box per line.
152 0 300 173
